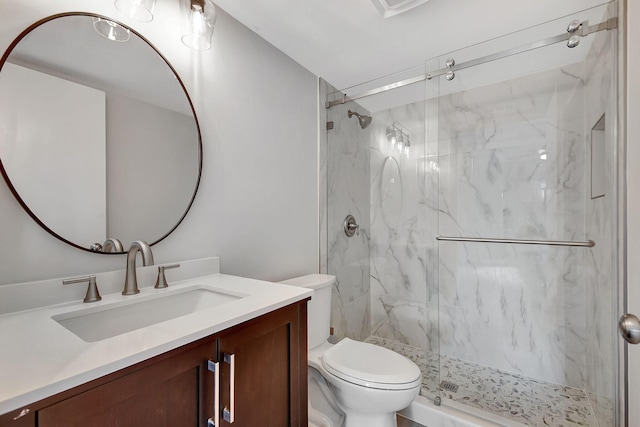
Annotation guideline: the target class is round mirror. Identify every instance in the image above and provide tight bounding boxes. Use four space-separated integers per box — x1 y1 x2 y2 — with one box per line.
0 13 202 254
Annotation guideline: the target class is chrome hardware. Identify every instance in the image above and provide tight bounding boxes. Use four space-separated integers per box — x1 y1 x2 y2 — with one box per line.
123 241 154 295
12 408 30 420
440 380 459 393
619 313 640 344
567 19 582 33
154 264 180 289
223 353 235 423
567 35 581 48
102 238 124 253
63 275 102 303
436 235 595 248
89 238 124 253
434 396 442 406
343 214 360 237
347 110 372 129
207 360 220 427
445 58 455 80
326 18 617 109
566 20 586 48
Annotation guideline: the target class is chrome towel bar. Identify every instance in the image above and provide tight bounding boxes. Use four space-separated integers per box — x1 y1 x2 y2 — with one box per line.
436 236 595 248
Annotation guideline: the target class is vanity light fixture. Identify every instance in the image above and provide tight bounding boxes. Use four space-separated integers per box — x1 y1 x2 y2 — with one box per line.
114 0 156 22
92 17 130 42
386 123 411 157
182 0 216 50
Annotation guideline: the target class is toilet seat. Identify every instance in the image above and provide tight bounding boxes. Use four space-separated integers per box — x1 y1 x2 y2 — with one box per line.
321 338 421 390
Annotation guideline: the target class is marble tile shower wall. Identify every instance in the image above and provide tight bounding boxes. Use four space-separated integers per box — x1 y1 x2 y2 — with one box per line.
322 80 372 341
369 100 439 353
436 62 590 388
368 62 607 390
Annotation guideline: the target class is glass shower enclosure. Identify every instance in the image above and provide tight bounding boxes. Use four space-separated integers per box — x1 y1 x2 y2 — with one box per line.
321 2 619 426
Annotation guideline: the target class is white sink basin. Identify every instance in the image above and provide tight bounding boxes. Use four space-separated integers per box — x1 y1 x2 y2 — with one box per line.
52 286 244 342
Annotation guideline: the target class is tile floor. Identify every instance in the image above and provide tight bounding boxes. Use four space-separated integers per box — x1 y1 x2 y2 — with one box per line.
366 336 600 427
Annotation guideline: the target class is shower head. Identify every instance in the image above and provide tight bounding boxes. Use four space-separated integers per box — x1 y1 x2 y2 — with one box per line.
348 110 372 129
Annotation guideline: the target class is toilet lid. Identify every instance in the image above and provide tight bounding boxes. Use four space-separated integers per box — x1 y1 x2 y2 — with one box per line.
321 338 421 390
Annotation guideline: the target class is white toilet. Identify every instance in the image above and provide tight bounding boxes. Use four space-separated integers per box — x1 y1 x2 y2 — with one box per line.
280 274 421 427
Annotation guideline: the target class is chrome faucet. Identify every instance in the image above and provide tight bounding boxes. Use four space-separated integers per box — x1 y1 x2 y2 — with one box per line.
123 241 154 295
102 238 124 253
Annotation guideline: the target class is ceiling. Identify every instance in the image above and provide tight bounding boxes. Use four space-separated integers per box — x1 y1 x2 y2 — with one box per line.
213 0 611 91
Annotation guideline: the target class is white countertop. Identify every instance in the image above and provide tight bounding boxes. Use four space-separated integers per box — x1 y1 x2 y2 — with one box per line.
0 272 312 415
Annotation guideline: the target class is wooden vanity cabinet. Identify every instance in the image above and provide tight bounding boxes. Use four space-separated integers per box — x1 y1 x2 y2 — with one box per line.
0 301 308 427
217 301 307 427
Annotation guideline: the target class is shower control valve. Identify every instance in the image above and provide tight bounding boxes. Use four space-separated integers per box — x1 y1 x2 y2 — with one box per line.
344 215 360 237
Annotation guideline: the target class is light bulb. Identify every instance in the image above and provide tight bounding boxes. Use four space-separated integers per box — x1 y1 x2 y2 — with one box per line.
189 4 207 37
108 27 117 41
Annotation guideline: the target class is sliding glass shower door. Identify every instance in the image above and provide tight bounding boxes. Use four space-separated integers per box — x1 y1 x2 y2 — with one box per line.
321 2 619 425
432 3 618 425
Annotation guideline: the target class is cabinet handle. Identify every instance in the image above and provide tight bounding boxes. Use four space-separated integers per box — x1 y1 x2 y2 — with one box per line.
12 408 30 420
207 360 220 427
223 353 235 423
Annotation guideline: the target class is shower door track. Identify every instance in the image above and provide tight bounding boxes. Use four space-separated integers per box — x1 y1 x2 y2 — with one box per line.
326 17 617 108
436 235 595 247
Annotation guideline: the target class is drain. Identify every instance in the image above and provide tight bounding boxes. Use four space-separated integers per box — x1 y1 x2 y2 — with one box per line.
439 380 459 393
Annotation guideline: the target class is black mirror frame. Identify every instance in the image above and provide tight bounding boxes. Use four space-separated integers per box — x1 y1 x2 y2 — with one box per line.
0 12 203 255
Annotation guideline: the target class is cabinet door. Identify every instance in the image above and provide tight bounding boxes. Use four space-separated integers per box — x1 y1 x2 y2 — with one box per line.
0 409 35 427
38 340 217 427
217 303 307 427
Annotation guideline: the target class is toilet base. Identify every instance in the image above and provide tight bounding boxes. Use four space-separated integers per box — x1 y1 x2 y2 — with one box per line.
343 411 397 427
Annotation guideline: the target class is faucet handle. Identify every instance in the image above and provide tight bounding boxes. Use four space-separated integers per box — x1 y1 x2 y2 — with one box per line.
155 264 180 289
63 275 102 303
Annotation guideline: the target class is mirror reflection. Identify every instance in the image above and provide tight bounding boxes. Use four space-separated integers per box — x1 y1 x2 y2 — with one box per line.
0 14 202 253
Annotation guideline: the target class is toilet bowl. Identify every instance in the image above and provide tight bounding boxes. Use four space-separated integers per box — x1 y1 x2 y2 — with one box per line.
280 274 421 427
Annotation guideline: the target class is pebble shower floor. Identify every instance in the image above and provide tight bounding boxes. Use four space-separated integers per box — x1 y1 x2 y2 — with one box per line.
366 336 605 426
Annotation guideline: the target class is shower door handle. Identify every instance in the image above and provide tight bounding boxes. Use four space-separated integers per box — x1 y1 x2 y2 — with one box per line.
619 313 640 344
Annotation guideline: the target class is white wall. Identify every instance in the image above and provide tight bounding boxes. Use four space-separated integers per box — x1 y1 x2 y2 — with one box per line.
0 0 319 285
0 62 106 248
106 92 199 248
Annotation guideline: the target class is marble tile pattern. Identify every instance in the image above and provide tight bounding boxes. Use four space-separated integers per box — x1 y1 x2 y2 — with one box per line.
437 62 588 242
323 94 372 341
367 336 599 427
369 62 594 388
369 101 438 351
412 63 596 388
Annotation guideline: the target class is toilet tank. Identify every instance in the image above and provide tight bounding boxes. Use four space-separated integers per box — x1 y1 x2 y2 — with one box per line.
279 274 335 349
